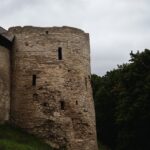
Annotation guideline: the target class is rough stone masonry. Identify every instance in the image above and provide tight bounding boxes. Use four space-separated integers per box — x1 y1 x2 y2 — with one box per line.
0 26 98 150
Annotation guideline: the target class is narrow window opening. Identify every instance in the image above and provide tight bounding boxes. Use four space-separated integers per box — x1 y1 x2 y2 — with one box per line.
58 47 62 60
42 102 48 107
76 101 78 105
32 75 36 86
45 31 49 34
25 42 28 46
60 101 65 110
88 75 92 85
85 77 87 90
33 93 38 101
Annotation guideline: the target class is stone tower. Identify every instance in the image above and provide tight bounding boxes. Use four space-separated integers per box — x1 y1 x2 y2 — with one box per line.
0 26 98 150
0 27 14 123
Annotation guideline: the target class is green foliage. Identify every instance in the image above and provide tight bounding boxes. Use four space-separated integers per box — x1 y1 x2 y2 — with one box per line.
0 124 52 150
98 142 109 150
92 49 150 150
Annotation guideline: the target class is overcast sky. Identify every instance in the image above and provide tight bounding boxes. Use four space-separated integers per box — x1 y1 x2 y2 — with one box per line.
1 0 150 75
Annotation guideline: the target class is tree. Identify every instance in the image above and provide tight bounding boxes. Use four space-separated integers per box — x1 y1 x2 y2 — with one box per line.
92 49 150 150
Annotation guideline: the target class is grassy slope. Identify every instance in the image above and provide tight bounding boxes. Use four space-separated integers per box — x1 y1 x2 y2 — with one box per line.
0 123 107 150
0 124 52 150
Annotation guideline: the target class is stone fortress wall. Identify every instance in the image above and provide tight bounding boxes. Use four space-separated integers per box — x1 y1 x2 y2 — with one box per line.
0 26 98 150
0 45 10 123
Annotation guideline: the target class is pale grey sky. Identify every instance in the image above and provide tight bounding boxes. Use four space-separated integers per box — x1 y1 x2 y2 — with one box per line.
1 0 150 75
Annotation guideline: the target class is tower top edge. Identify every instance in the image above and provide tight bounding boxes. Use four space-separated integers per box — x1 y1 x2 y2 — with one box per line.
8 26 89 35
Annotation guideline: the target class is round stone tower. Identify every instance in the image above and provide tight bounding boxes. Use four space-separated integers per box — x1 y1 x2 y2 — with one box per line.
9 26 98 150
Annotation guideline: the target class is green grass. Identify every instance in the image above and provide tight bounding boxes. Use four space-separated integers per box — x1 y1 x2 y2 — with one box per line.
0 123 109 150
0 123 53 150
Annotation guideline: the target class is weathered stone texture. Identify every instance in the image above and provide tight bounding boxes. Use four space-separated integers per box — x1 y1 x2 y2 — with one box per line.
0 26 98 150
0 45 10 123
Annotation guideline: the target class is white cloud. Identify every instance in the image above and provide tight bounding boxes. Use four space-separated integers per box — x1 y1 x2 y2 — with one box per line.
1 0 150 75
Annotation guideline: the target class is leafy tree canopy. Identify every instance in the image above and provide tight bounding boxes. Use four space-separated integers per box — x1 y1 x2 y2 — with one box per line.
92 49 150 150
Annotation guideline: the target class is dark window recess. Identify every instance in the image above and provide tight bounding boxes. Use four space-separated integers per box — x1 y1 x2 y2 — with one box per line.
76 101 78 105
60 101 65 110
85 77 87 90
32 75 36 86
25 42 29 46
45 31 49 34
58 47 62 60
33 93 38 101
88 75 91 84
42 102 48 107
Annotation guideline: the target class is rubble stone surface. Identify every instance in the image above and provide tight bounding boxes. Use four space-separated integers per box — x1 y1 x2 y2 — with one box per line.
0 26 98 150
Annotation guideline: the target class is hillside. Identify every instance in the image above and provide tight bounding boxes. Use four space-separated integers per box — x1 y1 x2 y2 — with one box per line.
0 124 52 150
